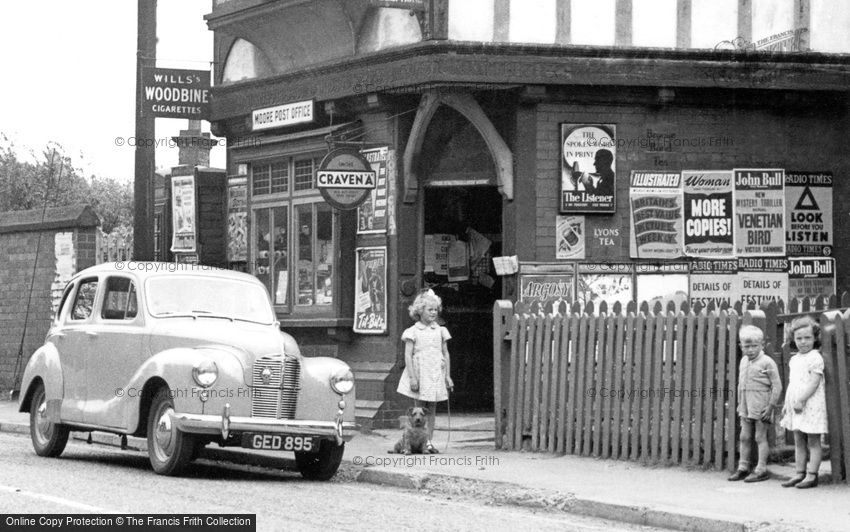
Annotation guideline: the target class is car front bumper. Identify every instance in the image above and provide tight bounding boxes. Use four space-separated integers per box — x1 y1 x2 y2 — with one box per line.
173 406 356 445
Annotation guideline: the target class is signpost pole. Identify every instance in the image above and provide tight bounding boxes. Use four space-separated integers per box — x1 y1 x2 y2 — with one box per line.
134 0 156 260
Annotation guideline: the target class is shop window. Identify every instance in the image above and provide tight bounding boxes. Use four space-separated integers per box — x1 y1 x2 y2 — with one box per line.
254 206 289 306
295 202 334 306
253 162 288 196
293 159 315 191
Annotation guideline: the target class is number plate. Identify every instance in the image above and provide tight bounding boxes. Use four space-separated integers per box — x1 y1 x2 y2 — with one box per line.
241 434 319 452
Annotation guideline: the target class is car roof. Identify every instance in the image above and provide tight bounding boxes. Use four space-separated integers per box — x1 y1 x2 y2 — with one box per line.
71 262 262 284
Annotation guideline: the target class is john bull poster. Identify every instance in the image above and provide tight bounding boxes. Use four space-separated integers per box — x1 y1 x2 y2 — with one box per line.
785 171 833 256
560 124 616 213
734 169 785 256
788 257 835 300
629 171 683 259
682 170 734 257
689 259 737 308
736 257 788 308
357 147 390 234
171 175 197 253
354 247 387 334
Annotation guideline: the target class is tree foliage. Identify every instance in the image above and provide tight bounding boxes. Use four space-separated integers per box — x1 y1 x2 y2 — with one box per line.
0 136 133 233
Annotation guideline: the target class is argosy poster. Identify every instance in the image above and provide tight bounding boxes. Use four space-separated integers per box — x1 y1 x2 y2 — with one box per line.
629 171 683 259
560 124 616 213
682 170 734 257
734 169 785 256
785 171 833 256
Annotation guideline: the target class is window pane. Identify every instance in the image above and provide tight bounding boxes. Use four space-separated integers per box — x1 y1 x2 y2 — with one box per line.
316 203 333 305
294 159 314 191
270 162 289 194
272 206 288 305
255 208 271 294
253 164 271 195
102 277 135 320
296 205 314 305
71 280 98 321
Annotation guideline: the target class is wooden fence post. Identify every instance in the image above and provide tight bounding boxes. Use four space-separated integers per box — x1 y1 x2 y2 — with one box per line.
493 300 514 450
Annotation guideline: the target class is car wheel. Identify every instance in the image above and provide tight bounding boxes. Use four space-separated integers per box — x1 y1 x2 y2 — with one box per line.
295 440 344 481
29 383 70 457
147 388 196 476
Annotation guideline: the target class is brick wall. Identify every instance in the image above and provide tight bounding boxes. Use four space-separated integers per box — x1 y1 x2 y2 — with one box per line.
0 205 99 394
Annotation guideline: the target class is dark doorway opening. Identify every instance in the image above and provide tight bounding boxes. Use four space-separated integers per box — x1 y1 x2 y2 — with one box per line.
423 186 502 412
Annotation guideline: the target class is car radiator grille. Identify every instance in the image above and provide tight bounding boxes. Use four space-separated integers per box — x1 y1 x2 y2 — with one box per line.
251 355 300 419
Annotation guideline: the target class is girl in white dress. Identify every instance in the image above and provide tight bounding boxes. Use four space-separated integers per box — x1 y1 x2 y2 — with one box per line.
780 316 828 489
397 289 454 452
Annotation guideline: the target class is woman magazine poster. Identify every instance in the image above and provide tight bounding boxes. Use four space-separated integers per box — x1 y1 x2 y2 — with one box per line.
354 247 387 334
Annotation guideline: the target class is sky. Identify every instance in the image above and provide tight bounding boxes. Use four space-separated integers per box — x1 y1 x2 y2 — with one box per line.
0 0 223 182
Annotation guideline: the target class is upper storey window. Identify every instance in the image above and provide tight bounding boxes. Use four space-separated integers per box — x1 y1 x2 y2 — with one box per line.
221 39 272 83
357 7 423 53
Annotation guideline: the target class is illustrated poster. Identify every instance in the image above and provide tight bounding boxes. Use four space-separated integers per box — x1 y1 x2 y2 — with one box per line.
682 170 734 257
629 171 683 258
556 215 585 259
689 259 737 308
788 257 835 300
170 175 196 253
560 124 616 213
785 171 833 256
736 257 789 308
734 169 785 256
354 247 387 334
357 147 389 234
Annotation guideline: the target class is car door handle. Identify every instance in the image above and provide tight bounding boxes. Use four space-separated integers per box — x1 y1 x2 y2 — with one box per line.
50 332 65 339
86 331 98 337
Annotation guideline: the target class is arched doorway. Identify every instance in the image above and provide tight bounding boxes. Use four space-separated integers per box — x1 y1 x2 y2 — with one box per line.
416 104 507 411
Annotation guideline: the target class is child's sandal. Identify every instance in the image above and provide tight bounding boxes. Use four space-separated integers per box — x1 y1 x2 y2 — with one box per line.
796 472 819 489
781 471 806 488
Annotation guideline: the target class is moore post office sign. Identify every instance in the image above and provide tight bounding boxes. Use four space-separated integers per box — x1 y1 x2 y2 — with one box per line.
317 148 376 210
252 100 314 131
143 68 210 119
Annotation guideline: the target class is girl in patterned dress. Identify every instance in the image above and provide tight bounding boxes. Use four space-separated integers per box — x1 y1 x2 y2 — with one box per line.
780 316 828 489
397 289 454 452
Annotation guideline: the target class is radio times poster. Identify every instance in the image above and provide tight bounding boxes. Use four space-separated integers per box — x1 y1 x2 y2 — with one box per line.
785 171 833 256
682 170 734 257
734 169 785 256
560 124 616 213
689 259 737 308
629 171 683 259
736 257 788 307
354 247 387 334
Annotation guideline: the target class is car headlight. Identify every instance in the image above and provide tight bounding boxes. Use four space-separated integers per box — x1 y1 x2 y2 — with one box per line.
192 360 218 388
330 369 354 395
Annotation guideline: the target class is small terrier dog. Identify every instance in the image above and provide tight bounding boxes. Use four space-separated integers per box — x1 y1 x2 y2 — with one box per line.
389 407 435 455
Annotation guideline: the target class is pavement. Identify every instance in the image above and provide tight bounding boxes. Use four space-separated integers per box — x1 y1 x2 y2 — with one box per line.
1 400 846 532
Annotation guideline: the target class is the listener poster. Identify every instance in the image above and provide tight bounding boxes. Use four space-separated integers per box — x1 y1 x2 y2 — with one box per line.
560 124 616 213
682 170 734 257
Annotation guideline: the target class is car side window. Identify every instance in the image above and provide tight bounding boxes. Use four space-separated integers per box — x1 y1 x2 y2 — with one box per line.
101 277 138 320
55 283 75 322
70 279 98 321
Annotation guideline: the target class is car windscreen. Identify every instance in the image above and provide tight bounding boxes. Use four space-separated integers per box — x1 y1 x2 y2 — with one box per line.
146 276 275 324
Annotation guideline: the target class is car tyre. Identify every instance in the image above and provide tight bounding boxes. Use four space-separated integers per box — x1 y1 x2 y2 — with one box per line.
295 440 344 480
29 383 70 457
147 388 197 476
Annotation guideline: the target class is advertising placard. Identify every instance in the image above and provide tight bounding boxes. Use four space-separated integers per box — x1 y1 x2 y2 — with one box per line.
226 177 248 262
556 215 585 260
785 171 833 256
317 148 377 210
560 124 616 213
354 247 387 334
252 100 314 131
736 257 789 307
635 263 689 308
682 170 734 257
577 263 634 309
689 259 737 308
170 175 196 253
357 147 389 234
142 68 210 119
734 169 785 256
629 171 683 259
788 257 835 300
